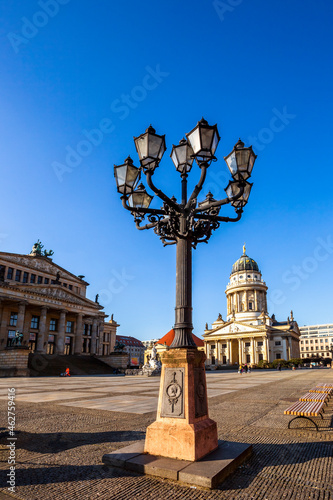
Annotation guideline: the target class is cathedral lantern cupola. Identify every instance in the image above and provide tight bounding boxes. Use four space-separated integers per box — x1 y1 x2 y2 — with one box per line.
225 245 268 322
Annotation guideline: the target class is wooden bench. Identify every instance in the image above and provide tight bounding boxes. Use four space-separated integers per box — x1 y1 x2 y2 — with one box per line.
299 392 329 404
284 400 325 431
308 387 332 399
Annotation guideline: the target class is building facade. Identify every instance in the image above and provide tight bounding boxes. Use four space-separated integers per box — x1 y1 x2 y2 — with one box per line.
299 324 333 361
115 335 145 366
203 247 301 366
0 242 113 356
143 329 205 364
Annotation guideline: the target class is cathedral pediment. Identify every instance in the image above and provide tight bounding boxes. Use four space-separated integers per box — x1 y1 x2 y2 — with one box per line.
205 321 265 337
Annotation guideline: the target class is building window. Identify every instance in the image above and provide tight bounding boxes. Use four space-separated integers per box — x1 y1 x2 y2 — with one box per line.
320 339 323 343
23 272 29 283
222 355 227 364
249 302 253 310
66 321 74 333
275 341 281 346
275 353 281 359
15 270 21 282
258 341 263 346
37 276 43 284
63 283 67 288
44 278 49 284
211 355 215 365
68 285 73 290
245 342 251 347
9 313 18 326
30 316 39 329
7 268 14 280
30 274 36 284
49 319 58 331
246 354 251 363
259 353 263 361
210 344 216 349
222 343 227 348
84 324 92 336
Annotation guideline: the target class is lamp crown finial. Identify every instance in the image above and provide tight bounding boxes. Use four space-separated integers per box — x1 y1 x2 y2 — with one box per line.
235 139 245 149
147 124 156 134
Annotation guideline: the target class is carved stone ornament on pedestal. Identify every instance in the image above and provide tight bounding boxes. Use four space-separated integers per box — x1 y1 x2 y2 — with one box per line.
161 368 184 418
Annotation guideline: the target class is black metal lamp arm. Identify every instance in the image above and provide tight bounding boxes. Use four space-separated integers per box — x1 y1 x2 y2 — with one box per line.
194 209 243 223
194 182 245 214
121 196 166 216
145 171 181 213
185 164 208 211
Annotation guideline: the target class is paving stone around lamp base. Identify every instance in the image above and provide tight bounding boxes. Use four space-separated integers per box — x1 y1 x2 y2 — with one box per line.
102 439 252 489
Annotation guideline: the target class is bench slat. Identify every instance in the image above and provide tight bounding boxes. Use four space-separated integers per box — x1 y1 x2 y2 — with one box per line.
299 392 328 402
284 400 324 416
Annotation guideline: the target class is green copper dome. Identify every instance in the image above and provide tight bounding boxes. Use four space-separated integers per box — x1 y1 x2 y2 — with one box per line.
231 246 260 274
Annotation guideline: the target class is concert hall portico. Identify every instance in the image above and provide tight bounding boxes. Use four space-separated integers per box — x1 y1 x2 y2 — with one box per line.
0 242 111 356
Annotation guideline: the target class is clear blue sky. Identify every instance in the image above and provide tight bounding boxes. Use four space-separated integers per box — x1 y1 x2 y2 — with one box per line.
1 0 332 340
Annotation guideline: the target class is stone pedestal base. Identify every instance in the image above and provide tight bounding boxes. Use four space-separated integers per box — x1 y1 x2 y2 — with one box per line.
144 348 218 461
0 347 30 377
103 440 253 489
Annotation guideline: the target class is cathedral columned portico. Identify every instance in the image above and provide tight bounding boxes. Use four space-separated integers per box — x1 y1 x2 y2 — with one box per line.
203 247 300 366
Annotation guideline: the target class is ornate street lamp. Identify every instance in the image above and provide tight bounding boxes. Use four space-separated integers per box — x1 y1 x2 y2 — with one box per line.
224 139 257 181
114 118 256 348
113 118 257 462
329 342 333 368
113 156 140 194
134 125 166 170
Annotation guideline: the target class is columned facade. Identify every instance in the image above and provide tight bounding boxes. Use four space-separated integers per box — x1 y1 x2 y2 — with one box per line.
0 244 114 356
203 247 301 366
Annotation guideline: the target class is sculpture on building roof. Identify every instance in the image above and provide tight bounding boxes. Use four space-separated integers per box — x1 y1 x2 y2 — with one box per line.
243 243 246 255
30 240 54 257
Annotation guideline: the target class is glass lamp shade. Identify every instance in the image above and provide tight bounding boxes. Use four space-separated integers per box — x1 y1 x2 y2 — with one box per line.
224 139 257 181
186 118 220 163
170 138 194 174
225 180 253 208
134 125 166 169
128 183 153 209
114 156 140 194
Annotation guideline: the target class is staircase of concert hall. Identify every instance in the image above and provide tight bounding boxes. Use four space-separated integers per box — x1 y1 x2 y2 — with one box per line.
28 354 116 376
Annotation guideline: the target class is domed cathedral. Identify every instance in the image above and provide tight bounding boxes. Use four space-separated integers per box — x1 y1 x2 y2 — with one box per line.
203 246 301 367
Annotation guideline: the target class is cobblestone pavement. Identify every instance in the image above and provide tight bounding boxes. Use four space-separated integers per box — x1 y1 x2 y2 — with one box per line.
0 369 332 500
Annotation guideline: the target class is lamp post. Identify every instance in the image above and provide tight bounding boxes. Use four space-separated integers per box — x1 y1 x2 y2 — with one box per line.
114 118 257 461
114 119 256 349
329 342 333 368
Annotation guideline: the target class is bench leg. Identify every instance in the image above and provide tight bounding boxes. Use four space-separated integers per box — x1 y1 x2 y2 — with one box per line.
288 416 319 431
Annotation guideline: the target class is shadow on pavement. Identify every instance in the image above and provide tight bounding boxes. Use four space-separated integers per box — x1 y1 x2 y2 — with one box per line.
0 440 332 489
0 430 145 454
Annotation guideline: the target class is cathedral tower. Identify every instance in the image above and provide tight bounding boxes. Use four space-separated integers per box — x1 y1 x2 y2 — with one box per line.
225 245 268 322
